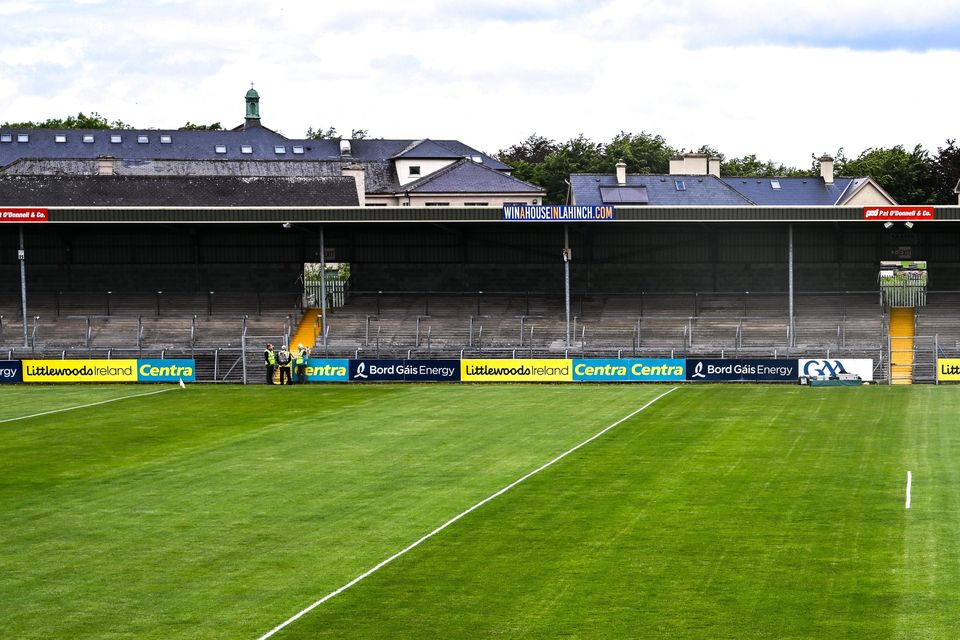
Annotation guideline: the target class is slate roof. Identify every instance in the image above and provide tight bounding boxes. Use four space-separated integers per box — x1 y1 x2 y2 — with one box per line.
570 174 751 206
719 176 859 206
0 175 359 207
0 128 509 170
2 158 402 194
404 159 544 194
391 139 472 160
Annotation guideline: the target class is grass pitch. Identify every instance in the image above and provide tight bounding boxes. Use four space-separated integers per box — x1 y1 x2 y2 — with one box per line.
1 384 958 639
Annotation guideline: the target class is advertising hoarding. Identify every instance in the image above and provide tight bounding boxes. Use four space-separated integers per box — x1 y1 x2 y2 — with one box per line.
22 359 138 383
461 359 572 382
799 359 874 381
685 359 798 382
0 360 23 383
349 359 460 382
572 359 685 382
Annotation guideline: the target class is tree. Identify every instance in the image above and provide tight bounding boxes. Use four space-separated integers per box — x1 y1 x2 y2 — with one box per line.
2 112 132 129
931 139 960 204
305 126 340 140
179 122 223 130
722 154 811 177
497 133 557 165
835 144 936 204
603 131 675 174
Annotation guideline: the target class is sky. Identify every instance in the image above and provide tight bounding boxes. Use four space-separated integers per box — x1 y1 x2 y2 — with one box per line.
2 0 959 168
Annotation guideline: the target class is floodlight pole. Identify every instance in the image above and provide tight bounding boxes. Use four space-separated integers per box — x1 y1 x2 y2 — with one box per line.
564 224 571 348
788 224 795 348
320 225 328 346
19 225 28 347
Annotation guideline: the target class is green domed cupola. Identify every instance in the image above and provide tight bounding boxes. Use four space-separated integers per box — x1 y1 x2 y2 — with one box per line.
245 83 260 120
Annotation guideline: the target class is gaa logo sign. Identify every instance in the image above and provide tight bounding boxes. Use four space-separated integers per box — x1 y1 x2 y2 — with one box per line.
801 360 848 377
799 359 874 381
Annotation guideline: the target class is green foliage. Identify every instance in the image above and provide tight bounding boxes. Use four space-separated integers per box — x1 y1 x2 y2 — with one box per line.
306 126 340 140
723 153 814 177
2 112 132 129
931 139 960 204
178 122 223 130
835 144 935 204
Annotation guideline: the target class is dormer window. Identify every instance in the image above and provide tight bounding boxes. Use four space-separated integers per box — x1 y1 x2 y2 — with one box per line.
274 145 286 154
240 145 252 154
0 134 11 143
17 134 29 143
137 135 149 144
159 135 172 144
54 134 67 143
215 145 227 154
771 180 781 189
82 134 94 143
292 146 304 154
110 134 122 143
409 165 421 176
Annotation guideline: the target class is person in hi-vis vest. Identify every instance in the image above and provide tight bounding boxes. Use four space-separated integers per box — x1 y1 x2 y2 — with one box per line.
277 347 293 385
264 343 277 384
295 343 311 384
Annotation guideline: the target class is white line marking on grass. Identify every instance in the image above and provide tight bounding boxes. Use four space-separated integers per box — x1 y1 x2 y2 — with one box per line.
256 385 680 640
906 470 912 509
0 386 179 425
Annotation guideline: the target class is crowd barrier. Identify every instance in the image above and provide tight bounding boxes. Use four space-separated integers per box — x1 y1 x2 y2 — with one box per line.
0 357 889 384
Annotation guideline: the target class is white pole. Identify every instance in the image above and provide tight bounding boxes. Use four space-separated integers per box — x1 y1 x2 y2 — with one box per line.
19 225 28 347
320 226 328 346
564 225 571 348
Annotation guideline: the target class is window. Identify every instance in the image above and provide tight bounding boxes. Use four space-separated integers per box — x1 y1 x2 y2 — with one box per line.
137 135 149 144
0 134 11 143
366 203 388 207
675 180 686 191
292 146 304 154
424 202 450 206
240 145 252 154
771 180 781 190
408 165 421 176
274 145 286 154
215 145 227 154
464 202 489 206
159 135 172 144
17 134 29 142
82 134 94 143
110 134 122 143
55 134 67 143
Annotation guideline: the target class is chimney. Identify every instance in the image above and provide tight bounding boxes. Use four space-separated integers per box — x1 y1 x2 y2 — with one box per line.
615 159 627 185
96 155 115 176
341 162 366 206
819 154 834 184
669 156 685 175
339 139 352 157
669 153 709 176
708 157 721 177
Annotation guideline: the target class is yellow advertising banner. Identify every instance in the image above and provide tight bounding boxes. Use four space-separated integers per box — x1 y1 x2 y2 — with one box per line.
22 359 138 383
461 359 573 382
937 359 960 381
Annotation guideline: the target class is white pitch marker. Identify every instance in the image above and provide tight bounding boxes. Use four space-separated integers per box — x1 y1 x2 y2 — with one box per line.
905 470 912 509
255 386 680 640
0 386 178 425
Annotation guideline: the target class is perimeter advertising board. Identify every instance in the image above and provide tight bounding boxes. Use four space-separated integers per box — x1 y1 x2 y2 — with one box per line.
572 359 685 382
799 359 874 381
137 360 196 382
22 359 138 383
937 359 960 382
461 359 572 382
685 359 798 382
349 359 460 382
305 359 350 382
502 205 615 222
0 360 23 383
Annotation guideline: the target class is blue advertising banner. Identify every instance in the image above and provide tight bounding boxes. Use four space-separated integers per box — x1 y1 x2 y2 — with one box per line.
0 360 23 384
685 358 798 382
349 359 461 382
502 205 615 222
305 358 349 382
137 359 196 382
573 359 685 382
